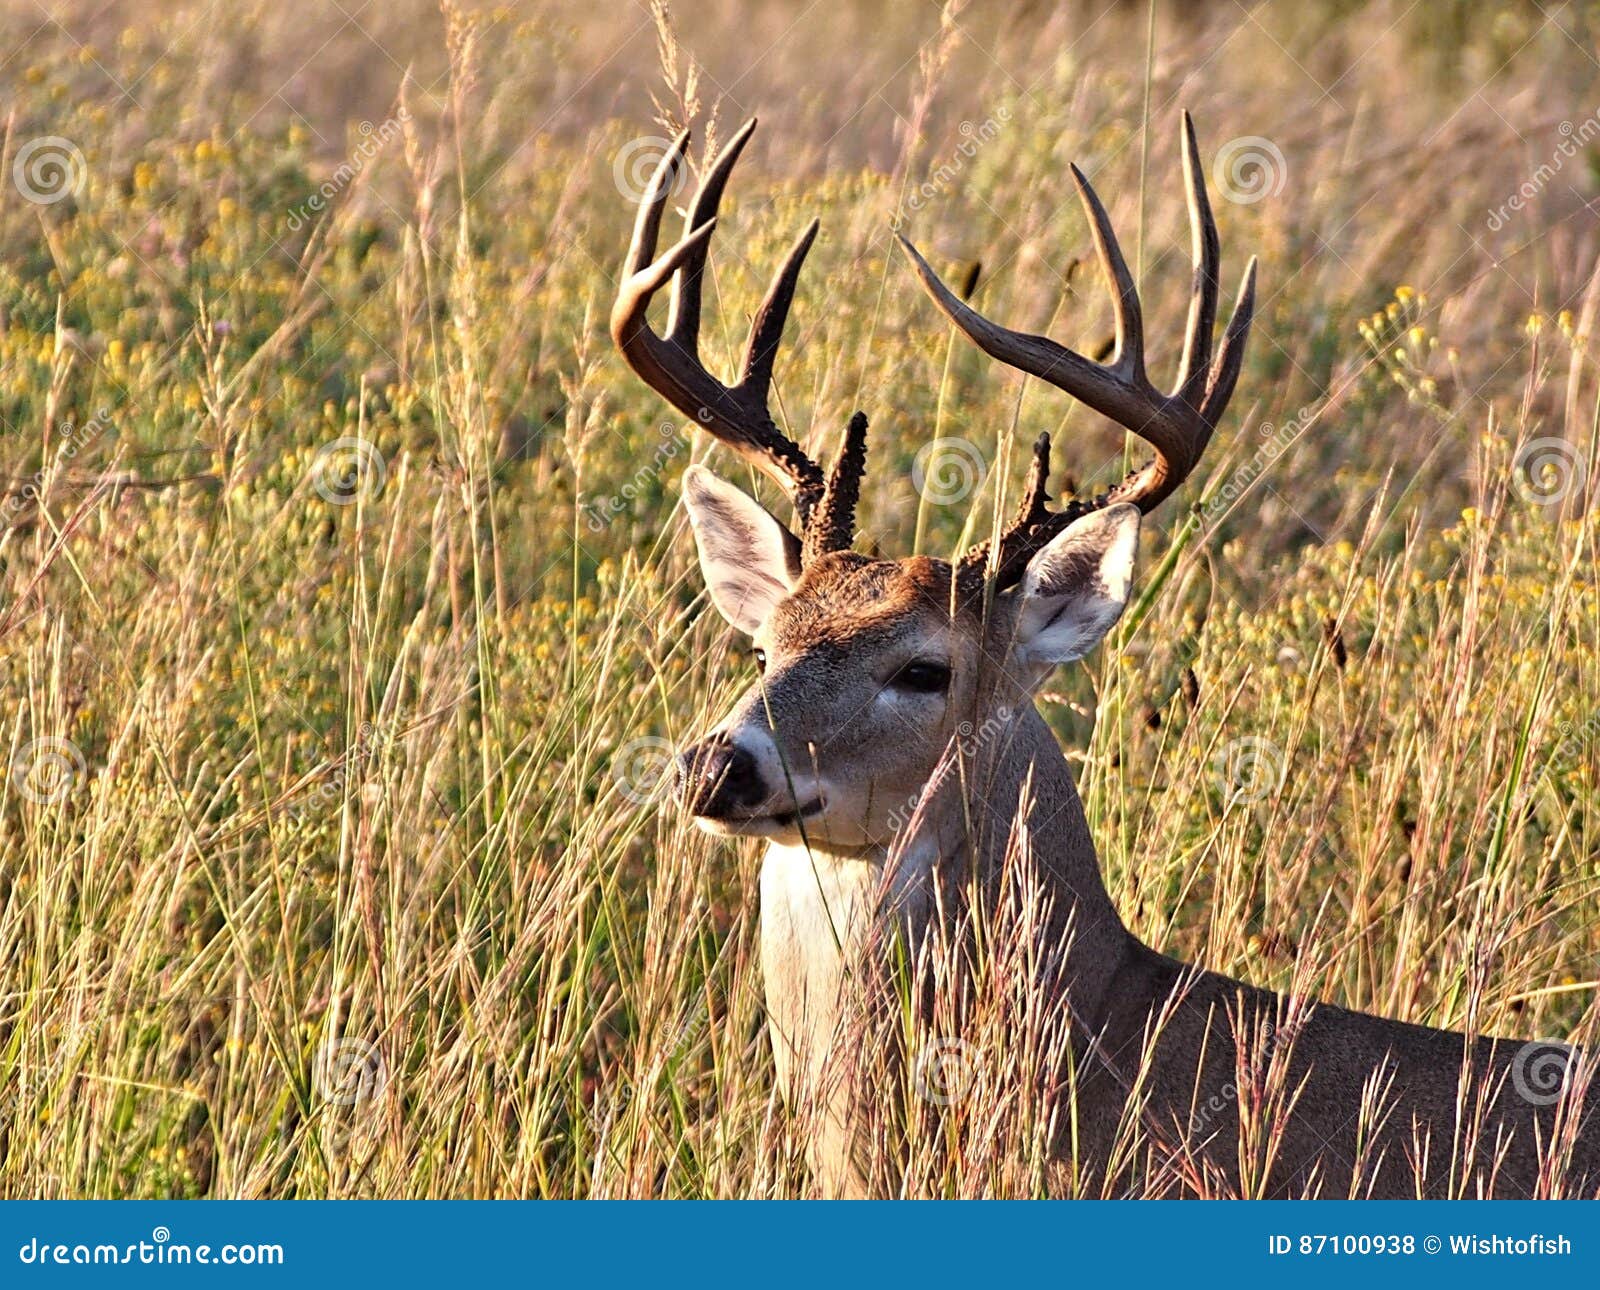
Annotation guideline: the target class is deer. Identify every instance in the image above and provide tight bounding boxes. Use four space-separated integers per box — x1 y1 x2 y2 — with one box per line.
611 114 1600 1199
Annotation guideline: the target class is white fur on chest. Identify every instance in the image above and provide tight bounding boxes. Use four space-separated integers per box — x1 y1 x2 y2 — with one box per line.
758 842 882 1093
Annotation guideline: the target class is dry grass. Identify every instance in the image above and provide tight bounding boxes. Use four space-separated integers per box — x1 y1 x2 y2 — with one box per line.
0 0 1596 1196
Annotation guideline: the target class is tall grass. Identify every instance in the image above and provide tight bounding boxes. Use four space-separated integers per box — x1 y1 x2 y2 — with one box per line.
0 0 1595 1196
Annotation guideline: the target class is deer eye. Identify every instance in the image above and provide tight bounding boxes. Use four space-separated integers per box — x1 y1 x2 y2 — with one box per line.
892 660 950 694
752 647 768 674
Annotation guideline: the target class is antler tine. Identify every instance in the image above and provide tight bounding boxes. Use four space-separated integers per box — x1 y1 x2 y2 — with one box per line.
961 433 1098 588
1016 431 1053 518
611 119 829 523
1068 163 1145 381
896 233 1128 420
1174 111 1220 410
804 411 869 563
899 112 1256 591
1200 257 1258 426
666 118 758 353
897 230 1186 485
620 128 693 280
743 218 820 393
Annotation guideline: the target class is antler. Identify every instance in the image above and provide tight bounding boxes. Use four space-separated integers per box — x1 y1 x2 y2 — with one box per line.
897 112 1257 590
612 118 866 556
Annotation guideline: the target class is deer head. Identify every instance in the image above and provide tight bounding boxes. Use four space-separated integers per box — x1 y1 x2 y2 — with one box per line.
612 117 1255 851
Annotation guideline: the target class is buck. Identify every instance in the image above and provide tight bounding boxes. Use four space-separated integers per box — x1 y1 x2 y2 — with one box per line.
612 116 1600 1198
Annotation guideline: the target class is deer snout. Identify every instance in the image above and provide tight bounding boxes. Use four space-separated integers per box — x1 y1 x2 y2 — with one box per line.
675 735 766 818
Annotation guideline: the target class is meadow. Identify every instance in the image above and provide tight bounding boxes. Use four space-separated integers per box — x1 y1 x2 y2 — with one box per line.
0 0 1597 1196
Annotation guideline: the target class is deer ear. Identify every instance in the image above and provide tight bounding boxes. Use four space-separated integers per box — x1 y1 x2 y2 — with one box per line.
682 465 802 635
1009 504 1141 671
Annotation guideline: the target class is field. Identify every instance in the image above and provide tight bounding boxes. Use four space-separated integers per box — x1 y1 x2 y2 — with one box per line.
0 0 1597 1197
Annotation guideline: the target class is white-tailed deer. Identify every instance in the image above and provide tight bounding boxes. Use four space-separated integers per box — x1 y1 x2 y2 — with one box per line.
612 116 1599 1198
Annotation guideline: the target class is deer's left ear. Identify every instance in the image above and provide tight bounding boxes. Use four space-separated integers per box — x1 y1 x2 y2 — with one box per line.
682 465 803 635
1009 504 1141 671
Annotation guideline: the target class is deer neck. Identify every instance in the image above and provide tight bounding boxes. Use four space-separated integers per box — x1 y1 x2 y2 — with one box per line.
759 700 1133 1050
914 699 1133 1009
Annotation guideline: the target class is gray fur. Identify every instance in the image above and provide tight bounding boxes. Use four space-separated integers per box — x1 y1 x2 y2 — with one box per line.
682 479 1599 1199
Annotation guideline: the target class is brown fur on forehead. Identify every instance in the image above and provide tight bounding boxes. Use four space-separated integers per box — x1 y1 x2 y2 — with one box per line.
768 553 977 651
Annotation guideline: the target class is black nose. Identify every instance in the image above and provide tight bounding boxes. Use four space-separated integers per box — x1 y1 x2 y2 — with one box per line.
676 735 764 817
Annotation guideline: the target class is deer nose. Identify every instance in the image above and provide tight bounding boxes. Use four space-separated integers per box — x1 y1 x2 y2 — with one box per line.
676 736 765 817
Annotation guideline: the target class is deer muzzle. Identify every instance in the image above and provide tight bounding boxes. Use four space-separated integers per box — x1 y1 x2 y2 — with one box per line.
675 734 767 819
675 732 825 831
